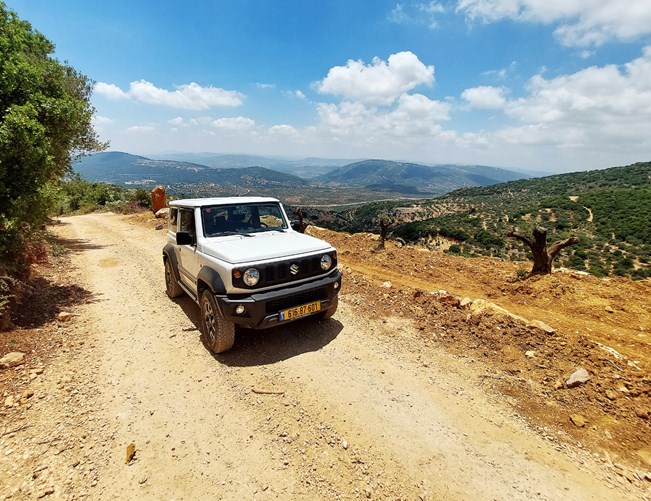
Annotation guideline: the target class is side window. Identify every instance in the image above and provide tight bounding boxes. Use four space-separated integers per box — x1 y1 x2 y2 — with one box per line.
259 204 285 228
179 208 195 236
168 208 178 232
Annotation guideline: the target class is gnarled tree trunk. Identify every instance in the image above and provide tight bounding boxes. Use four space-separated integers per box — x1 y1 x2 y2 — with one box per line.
507 227 579 276
295 207 309 234
377 218 393 250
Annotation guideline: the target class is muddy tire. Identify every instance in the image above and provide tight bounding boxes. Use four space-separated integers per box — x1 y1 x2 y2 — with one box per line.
317 295 338 320
164 258 184 298
200 290 235 354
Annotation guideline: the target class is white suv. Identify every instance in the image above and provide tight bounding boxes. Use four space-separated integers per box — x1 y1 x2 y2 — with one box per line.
163 197 341 353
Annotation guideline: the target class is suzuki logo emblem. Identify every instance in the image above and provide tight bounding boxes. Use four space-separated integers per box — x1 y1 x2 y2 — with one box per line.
290 264 300 275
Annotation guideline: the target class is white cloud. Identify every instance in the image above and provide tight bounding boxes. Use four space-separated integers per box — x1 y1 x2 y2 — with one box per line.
456 0 651 47
452 46 651 165
387 4 409 24
211 117 256 130
392 93 450 121
419 1 446 28
127 125 155 133
268 124 299 136
481 61 517 81
189 116 214 126
93 115 114 125
256 83 276 89
461 86 508 109
95 80 244 110
506 49 651 125
316 93 449 139
388 2 446 29
283 89 307 100
314 51 435 105
94 82 128 99
168 117 184 126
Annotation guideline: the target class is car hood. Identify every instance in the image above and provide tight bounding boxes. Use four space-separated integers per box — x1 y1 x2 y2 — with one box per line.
200 231 333 264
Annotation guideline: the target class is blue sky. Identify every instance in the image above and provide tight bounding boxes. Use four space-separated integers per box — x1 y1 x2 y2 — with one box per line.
6 0 651 172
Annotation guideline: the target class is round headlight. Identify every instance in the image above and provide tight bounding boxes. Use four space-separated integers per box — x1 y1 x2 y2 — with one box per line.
320 254 332 271
243 268 260 286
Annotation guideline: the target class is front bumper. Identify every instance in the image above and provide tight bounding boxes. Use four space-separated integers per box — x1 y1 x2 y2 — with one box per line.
214 269 342 329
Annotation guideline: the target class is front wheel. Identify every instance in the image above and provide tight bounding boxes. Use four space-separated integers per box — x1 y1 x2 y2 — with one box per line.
200 290 235 354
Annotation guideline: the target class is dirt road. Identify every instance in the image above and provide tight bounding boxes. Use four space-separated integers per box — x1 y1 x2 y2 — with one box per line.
1 212 645 499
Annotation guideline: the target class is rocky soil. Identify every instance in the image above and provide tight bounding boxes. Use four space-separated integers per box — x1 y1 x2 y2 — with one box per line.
1 211 649 500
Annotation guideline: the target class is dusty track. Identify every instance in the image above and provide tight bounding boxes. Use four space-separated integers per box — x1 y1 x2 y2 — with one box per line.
1 212 648 499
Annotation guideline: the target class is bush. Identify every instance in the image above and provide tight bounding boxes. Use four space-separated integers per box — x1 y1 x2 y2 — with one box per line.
447 244 462 254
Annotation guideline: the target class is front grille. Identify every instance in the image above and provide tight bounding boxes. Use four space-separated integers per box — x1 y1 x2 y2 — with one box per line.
234 253 337 289
265 289 327 314
262 256 321 285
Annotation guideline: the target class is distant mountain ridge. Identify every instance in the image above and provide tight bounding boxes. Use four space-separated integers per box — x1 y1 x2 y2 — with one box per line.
150 153 357 178
313 159 528 195
74 152 529 198
74 151 307 187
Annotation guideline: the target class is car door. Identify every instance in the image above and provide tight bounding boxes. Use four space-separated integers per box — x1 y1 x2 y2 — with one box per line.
177 207 201 296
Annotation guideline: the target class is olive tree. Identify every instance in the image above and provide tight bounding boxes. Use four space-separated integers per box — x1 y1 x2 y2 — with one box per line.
0 3 106 265
507 227 579 277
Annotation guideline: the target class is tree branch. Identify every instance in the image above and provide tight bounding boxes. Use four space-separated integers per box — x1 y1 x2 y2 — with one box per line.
548 236 579 260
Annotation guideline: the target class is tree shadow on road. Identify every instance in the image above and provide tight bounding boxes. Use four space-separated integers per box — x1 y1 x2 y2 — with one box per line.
54 236 107 252
172 295 343 366
11 277 97 329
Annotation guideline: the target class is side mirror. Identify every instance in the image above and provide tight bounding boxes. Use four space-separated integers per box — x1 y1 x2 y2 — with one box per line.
176 231 194 246
290 220 301 232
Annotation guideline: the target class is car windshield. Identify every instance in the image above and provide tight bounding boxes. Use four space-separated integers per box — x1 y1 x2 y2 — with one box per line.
201 203 287 237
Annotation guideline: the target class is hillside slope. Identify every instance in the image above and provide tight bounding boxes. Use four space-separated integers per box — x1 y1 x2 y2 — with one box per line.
305 162 651 279
74 151 307 188
314 159 528 194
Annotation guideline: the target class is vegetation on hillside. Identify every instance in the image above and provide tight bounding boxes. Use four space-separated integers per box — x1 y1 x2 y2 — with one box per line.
54 175 152 215
304 162 651 279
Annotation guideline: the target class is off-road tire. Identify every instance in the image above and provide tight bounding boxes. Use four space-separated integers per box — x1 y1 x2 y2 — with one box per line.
200 290 235 354
317 295 338 320
164 257 184 298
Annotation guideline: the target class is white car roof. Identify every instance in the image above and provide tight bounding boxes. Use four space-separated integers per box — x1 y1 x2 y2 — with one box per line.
169 196 280 208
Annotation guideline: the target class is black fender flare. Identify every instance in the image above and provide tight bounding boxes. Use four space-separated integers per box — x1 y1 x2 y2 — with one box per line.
163 244 181 282
197 266 227 295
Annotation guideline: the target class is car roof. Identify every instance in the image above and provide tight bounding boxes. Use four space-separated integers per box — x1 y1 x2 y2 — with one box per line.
169 196 280 208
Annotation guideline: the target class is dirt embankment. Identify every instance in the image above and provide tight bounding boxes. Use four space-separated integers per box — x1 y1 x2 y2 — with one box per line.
1 212 649 500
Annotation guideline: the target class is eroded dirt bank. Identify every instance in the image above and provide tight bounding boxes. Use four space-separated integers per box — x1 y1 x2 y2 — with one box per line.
1 212 649 500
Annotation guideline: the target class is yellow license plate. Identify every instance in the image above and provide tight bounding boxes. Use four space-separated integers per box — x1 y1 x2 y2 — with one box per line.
279 301 321 321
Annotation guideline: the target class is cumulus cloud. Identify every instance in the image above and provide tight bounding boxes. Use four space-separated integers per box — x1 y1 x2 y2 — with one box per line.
461 86 507 109
317 93 449 139
95 80 244 110
315 51 434 105
455 46 651 161
507 49 651 125
211 117 256 130
456 0 651 47
94 82 128 99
